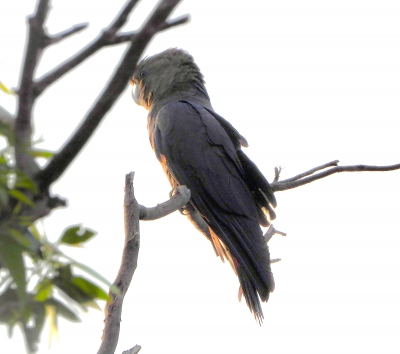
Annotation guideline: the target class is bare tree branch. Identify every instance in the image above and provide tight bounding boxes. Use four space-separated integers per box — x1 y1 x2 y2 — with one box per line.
139 185 191 220
33 0 142 96
273 166 281 183
14 0 50 177
122 345 142 354
98 173 191 353
44 23 88 46
37 0 187 192
116 15 190 43
277 160 340 183
108 0 141 32
98 172 140 354
272 161 400 192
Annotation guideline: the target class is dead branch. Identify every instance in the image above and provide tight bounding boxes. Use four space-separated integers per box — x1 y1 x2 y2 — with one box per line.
37 0 188 192
139 185 191 220
272 161 400 192
98 173 190 354
122 345 142 354
98 172 140 354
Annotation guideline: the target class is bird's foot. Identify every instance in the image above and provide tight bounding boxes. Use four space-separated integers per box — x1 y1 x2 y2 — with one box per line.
263 224 286 243
264 224 286 264
169 186 191 215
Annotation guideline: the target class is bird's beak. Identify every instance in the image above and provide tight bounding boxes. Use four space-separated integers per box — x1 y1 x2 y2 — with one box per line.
131 82 141 106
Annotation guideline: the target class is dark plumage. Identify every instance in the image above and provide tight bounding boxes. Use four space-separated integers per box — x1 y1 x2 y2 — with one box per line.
131 48 277 322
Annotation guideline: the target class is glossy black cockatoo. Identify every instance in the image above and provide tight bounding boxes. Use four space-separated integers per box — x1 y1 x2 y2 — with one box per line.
131 48 277 322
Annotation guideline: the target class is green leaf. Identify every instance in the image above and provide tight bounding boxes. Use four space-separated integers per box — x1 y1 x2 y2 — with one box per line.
60 225 96 245
56 264 73 280
52 265 92 307
8 189 34 206
0 154 7 164
46 298 80 322
29 223 41 241
70 260 120 295
34 281 52 302
0 187 8 206
7 228 31 248
0 235 26 304
14 174 37 193
29 149 55 159
0 81 15 95
72 276 109 301
0 288 20 325
22 302 46 353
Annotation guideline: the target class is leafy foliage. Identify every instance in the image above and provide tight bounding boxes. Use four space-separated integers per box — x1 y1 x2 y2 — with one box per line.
0 127 110 353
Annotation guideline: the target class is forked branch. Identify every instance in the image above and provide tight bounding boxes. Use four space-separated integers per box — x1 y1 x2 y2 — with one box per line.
272 160 400 192
98 173 190 354
37 0 188 192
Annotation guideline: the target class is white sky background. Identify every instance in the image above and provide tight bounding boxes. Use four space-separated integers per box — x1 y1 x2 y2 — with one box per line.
1 0 400 353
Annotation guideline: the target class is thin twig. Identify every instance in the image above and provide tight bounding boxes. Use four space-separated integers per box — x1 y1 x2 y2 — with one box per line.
278 160 339 183
272 162 400 192
97 172 140 354
116 15 190 43
37 0 187 192
139 185 191 220
44 23 88 46
273 166 281 183
33 0 141 97
108 0 141 32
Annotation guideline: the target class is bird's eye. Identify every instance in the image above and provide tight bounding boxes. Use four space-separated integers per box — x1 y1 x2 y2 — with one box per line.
139 70 147 78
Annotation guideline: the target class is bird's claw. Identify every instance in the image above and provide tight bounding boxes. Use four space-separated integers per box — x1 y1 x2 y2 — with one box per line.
264 224 286 265
263 224 286 244
169 186 191 215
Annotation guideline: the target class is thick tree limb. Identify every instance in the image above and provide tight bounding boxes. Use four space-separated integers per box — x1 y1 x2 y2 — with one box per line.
272 161 400 192
14 0 50 177
98 172 140 354
37 0 188 192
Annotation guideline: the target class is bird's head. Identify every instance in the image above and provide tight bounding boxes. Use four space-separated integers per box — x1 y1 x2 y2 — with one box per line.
131 48 207 110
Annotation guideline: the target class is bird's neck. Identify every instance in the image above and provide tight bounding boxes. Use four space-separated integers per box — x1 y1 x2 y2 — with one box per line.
149 82 212 117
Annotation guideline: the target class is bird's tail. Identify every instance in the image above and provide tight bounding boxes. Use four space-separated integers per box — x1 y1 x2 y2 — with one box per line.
236 260 265 324
208 221 273 323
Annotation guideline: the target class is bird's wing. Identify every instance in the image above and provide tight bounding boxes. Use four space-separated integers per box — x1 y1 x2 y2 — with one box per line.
151 100 274 318
153 100 254 217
